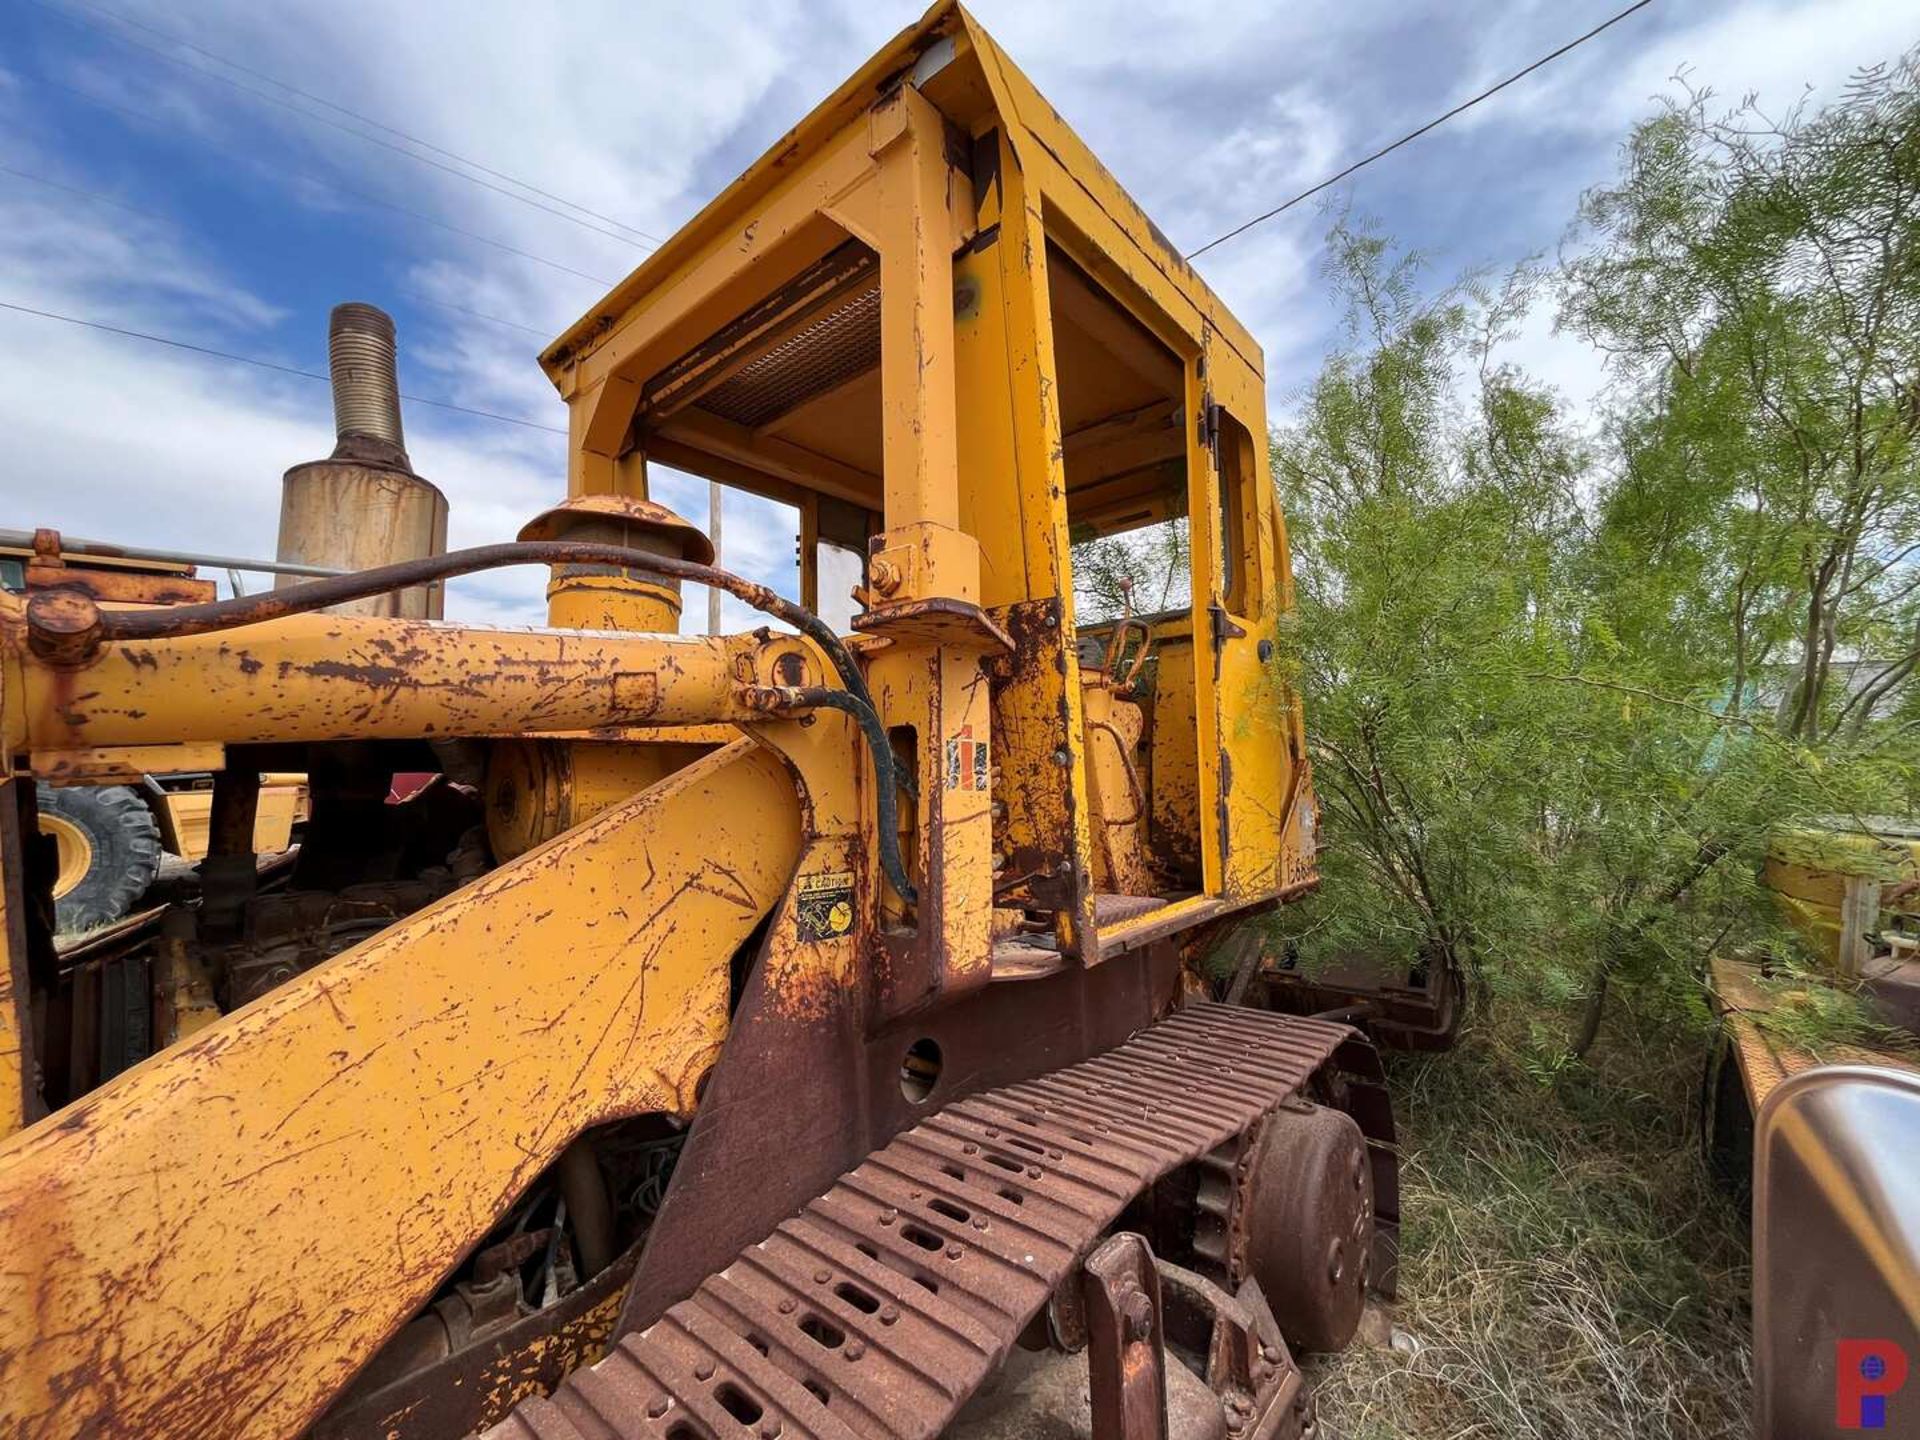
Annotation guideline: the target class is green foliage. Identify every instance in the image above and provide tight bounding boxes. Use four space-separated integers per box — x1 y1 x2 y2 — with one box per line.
1064 51 1920 1064
1310 1008 1750 1439
1740 964 1920 1059
1270 43 1920 1056
1071 516 1190 623
1270 225 1593 1003
1563 55 1920 747
1270 49 1920 1440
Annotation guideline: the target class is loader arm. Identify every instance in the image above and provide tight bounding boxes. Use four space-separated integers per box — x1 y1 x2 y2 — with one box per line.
0 737 803 1440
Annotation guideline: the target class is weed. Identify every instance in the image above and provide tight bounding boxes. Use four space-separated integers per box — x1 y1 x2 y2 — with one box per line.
1310 1006 1750 1439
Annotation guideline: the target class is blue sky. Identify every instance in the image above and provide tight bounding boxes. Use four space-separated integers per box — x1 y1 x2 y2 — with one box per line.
3 0 1913 624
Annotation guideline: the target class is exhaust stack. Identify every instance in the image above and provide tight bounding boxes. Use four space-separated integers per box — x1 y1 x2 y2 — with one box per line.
276 302 448 618
326 302 408 465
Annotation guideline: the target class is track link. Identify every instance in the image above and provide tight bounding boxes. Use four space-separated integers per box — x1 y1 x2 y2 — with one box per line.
486 1003 1356 1440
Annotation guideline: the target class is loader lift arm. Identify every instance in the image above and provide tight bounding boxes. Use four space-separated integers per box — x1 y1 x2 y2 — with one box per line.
1 586 875 1436
0 738 802 1437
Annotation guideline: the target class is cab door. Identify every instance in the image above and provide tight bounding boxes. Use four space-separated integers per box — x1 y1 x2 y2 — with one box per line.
1189 329 1301 902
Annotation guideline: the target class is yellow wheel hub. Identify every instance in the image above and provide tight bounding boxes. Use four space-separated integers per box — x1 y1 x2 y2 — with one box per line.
41 813 94 901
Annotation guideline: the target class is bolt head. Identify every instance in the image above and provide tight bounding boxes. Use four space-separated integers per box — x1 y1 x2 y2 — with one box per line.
26 587 103 665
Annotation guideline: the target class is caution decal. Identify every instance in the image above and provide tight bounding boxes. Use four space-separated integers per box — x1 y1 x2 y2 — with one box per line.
795 869 856 941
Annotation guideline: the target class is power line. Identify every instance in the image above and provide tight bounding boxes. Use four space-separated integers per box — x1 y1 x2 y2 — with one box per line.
0 299 567 435
0 163 570 338
30 76 619 287
56 0 666 247
401 291 556 340
0 159 169 224
26 0 659 255
1186 0 1660 260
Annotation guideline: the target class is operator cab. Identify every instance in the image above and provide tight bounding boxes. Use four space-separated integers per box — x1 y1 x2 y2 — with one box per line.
539 6 1316 963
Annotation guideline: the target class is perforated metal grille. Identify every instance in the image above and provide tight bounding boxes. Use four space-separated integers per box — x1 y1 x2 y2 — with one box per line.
699 285 881 430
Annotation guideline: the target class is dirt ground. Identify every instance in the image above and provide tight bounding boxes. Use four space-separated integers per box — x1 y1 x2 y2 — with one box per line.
1307 1010 1751 1439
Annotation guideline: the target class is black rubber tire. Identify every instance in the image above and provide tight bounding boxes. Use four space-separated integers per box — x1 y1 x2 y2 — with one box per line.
37 784 163 935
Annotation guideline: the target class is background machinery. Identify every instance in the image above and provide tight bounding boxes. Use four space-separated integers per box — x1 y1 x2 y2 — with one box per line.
1705 817 1920 1191
0 8 1394 1437
3 534 309 935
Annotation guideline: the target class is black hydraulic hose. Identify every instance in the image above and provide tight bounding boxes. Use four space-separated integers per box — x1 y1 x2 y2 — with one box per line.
75 540 918 904
745 685 917 906
769 688 917 800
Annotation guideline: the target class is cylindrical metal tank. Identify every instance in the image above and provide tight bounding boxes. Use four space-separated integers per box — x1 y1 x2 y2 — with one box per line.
277 303 448 618
517 494 715 634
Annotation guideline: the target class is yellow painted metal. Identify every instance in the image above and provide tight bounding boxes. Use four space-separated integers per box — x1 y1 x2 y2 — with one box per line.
530 0 1316 953
543 571 684 631
751 706 873 998
0 597 791 753
519 493 713 632
1763 823 1920 968
869 85 966 538
30 741 225 784
1080 681 1152 896
863 638 996 999
42 810 90 899
0 774 31 1138
156 923 222 1046
955 125 1101 953
0 738 803 1438
1129 631 1199 874
25 753 301 867
1711 956 1918 1112
484 738 714 860
161 777 304 862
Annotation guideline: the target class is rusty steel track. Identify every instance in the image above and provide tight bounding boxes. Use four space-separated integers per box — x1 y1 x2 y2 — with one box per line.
485 1003 1355 1440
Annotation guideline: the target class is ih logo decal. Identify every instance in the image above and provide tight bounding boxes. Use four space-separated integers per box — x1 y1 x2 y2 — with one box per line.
945 725 989 792
1837 1339 1909 1430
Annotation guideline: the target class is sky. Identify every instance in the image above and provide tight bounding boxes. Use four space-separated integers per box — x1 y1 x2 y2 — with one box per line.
2 0 1913 626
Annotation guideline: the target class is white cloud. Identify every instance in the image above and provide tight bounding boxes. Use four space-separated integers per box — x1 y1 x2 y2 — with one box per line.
1483 0 1914 140
5 0 1906 634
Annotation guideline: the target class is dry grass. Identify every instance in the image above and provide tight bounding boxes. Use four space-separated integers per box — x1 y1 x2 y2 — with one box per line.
1308 1009 1751 1440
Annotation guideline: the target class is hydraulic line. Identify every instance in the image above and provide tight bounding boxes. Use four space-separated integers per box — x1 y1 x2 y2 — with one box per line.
739 685 918 910
76 541 917 903
93 541 876 713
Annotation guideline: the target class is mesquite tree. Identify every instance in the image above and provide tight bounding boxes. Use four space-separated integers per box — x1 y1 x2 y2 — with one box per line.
1563 56 1920 745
